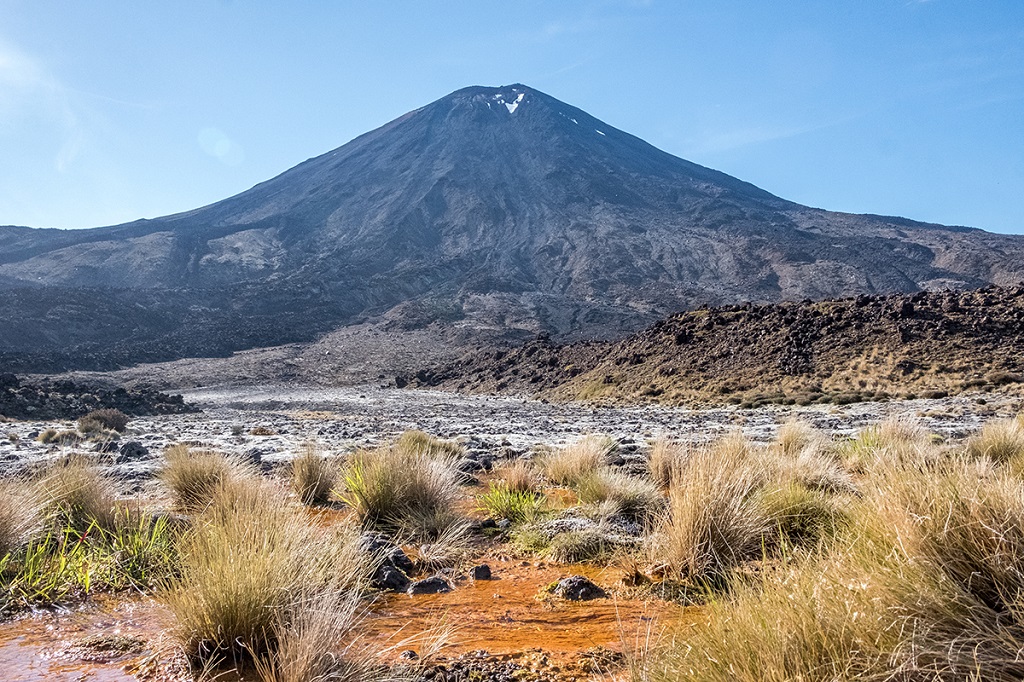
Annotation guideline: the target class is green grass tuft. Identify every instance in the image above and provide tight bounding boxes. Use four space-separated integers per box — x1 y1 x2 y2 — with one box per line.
478 483 544 524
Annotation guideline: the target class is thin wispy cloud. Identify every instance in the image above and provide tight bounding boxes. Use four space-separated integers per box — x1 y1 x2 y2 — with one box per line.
0 40 84 173
683 113 864 156
0 40 57 105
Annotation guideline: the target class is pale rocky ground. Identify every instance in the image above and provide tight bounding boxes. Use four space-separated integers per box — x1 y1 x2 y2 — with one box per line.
1 385 1019 499
48 322 468 390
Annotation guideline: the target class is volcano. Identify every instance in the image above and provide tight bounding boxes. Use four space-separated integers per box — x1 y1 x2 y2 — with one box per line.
2 84 1022 372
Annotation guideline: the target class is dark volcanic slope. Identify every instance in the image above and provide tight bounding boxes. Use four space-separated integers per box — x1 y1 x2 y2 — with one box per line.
418 284 1024 406
2 84 1024 371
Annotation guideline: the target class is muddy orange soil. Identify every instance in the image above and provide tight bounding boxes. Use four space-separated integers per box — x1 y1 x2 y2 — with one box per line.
0 596 186 682
0 557 688 682
364 556 689 660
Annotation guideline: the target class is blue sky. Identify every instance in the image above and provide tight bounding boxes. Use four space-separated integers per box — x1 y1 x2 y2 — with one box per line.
1 1 1021 233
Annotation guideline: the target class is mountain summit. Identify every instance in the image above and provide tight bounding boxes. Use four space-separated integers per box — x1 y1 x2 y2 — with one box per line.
2 84 1023 371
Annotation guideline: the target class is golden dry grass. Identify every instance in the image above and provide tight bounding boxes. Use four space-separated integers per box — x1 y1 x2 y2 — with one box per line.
289 443 336 505
395 430 464 459
652 446 767 582
0 480 39 556
163 475 365 665
575 468 663 522
158 445 244 512
966 417 1024 464
340 439 461 539
651 428 1024 682
253 590 375 682
539 435 617 487
35 455 116 531
774 420 817 457
648 438 686 489
492 459 541 494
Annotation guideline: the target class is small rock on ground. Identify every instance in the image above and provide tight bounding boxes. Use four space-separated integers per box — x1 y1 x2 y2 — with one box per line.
407 576 453 595
552 575 607 601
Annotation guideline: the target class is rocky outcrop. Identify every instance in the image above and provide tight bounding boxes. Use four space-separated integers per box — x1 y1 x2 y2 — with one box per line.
418 284 1024 406
0 374 193 420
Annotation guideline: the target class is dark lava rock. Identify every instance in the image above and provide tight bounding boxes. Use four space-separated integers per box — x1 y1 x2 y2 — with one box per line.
372 564 411 592
243 446 270 466
117 441 149 463
420 650 531 682
0 375 193 420
361 532 416 585
471 564 492 580
407 576 453 595
387 547 416 576
456 457 485 473
359 532 392 555
92 439 120 454
552 575 607 601
415 283 1024 408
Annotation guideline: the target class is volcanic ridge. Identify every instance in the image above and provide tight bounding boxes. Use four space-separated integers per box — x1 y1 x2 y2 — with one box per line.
409 284 1024 407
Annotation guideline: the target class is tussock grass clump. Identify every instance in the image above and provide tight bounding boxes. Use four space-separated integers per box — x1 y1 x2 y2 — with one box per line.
165 476 365 665
36 456 115 532
651 434 1024 682
757 481 846 547
76 416 106 435
1 506 176 609
98 508 177 591
36 428 58 444
770 443 856 495
839 416 932 473
710 430 755 463
653 445 767 583
510 526 550 555
967 417 1024 464
871 458 1024 617
492 459 541 494
478 483 544 524
290 443 336 505
341 439 461 539
652 552 916 682
648 439 686 489
253 589 374 682
78 408 129 434
159 445 242 512
540 435 617 487
410 520 475 571
36 428 80 446
774 420 817 457
548 529 614 564
576 469 663 522
0 481 39 557
395 429 464 459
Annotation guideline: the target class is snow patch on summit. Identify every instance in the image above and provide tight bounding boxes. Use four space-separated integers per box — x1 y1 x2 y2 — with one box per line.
493 91 525 114
504 92 525 113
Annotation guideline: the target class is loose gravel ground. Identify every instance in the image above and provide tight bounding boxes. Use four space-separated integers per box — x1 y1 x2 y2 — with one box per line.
1 385 1018 494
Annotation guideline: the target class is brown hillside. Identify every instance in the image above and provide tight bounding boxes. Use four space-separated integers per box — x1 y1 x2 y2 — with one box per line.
412 284 1024 407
